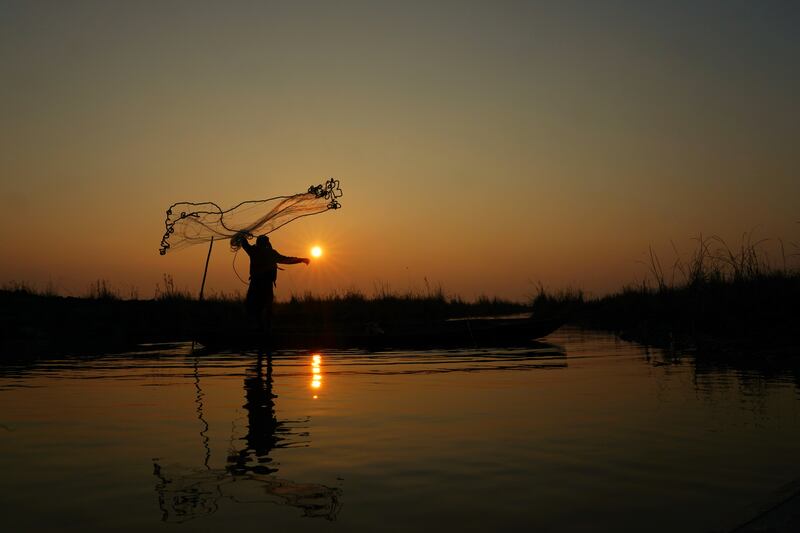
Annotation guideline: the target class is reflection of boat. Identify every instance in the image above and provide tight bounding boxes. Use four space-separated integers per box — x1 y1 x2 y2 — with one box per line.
197 316 565 351
152 353 342 523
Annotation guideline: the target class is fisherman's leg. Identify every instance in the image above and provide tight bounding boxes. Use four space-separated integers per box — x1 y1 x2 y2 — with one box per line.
253 306 264 333
263 289 274 332
245 287 262 331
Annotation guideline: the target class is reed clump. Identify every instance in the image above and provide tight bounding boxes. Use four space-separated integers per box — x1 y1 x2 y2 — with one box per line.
86 279 119 301
277 287 526 328
2 280 59 297
531 284 584 320
539 232 800 349
154 274 193 302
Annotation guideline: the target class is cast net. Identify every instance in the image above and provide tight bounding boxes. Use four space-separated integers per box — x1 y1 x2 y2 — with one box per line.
159 179 342 255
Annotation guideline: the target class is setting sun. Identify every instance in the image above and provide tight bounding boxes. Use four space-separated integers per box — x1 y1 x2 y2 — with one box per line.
311 246 323 258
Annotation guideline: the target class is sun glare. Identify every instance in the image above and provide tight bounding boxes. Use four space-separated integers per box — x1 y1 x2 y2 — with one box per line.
311 354 323 394
311 246 323 258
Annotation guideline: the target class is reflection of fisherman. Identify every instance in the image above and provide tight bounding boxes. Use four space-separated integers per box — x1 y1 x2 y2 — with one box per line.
153 352 341 521
228 354 285 475
233 233 309 330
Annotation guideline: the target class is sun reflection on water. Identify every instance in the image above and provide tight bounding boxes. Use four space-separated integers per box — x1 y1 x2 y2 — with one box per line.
311 353 322 397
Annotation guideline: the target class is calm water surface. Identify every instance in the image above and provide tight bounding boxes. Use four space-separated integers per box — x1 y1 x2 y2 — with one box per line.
1 328 799 532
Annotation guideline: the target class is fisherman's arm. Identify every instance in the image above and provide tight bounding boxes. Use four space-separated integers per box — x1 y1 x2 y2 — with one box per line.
276 253 310 265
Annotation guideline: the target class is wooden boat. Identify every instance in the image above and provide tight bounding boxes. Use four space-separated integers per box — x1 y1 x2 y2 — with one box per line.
196 315 565 351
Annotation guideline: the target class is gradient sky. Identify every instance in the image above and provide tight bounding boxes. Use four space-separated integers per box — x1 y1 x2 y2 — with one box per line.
2 1 798 301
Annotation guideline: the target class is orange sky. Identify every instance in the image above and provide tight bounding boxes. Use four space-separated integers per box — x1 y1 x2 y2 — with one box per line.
1 2 798 300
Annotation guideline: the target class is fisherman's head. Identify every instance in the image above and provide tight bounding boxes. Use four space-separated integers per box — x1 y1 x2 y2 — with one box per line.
256 235 271 249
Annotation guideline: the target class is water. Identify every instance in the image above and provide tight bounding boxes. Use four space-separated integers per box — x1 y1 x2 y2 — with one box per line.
1 328 799 532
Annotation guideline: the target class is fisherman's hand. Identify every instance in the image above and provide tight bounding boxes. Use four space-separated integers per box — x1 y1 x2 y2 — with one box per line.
302 258 310 265
231 231 250 247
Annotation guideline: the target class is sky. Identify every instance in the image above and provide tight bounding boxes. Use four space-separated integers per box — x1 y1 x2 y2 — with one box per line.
1 0 798 301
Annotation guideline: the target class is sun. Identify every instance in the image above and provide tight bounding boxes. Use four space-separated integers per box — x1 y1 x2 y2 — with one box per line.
311 246 323 258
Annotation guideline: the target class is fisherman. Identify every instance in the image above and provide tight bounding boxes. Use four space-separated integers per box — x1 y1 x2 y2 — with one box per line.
233 233 309 331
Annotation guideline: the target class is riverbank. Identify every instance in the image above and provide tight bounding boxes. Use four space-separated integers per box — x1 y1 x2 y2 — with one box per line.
4 234 798 358
533 236 800 358
0 287 530 356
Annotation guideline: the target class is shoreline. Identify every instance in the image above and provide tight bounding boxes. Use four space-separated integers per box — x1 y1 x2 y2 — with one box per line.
2 284 797 361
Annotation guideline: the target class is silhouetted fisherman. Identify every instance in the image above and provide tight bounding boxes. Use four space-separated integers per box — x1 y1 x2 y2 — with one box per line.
235 233 309 331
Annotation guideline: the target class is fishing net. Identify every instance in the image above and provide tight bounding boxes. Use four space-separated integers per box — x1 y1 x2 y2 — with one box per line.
159 178 342 255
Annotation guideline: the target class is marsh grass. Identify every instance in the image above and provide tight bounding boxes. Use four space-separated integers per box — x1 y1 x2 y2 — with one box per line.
278 288 525 326
644 232 798 289
7 229 796 354
2 280 59 297
1 276 528 353
86 279 119 301
154 274 193 302
539 232 800 348
531 284 584 319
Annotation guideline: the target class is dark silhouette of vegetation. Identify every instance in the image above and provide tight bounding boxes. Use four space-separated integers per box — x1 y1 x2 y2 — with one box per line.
4 231 797 358
530 284 584 321
0 280 529 356
536 233 800 355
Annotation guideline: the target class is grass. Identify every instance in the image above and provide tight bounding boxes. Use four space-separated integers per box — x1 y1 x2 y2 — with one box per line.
0 278 529 354
278 289 526 328
535 232 800 351
530 284 584 320
4 230 798 356
2 277 526 319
